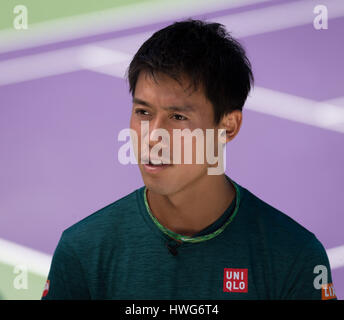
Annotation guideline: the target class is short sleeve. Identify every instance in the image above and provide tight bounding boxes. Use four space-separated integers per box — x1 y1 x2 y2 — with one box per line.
41 231 91 300
282 235 337 300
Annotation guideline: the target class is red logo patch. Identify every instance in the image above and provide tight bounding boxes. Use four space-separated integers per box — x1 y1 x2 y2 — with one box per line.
321 283 336 300
223 268 248 293
42 280 50 297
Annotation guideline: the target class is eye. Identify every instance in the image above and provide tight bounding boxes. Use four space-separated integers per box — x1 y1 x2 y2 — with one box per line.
172 114 188 121
134 109 150 116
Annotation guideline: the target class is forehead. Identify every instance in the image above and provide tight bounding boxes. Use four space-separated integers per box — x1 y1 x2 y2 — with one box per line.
135 70 212 113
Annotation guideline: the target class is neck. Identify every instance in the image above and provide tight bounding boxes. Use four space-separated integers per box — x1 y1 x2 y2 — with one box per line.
146 174 235 237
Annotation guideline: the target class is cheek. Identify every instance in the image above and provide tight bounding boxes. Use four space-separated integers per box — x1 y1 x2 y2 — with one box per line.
178 131 212 165
129 117 143 161
168 133 195 164
129 115 138 131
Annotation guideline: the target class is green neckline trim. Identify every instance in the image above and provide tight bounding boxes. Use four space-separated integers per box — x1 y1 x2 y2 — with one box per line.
143 178 240 243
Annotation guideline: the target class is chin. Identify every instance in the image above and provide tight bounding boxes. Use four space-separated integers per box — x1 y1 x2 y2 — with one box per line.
140 164 208 196
142 174 177 195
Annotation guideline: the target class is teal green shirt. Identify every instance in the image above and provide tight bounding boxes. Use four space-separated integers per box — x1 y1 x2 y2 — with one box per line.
42 175 336 300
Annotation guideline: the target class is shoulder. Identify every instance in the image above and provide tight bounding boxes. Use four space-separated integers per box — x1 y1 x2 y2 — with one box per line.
60 187 143 246
235 183 333 298
235 182 318 251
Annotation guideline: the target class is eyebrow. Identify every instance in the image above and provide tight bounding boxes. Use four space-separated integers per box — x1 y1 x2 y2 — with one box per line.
132 97 195 113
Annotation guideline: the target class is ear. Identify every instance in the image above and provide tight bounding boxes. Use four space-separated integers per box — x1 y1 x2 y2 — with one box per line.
218 110 242 143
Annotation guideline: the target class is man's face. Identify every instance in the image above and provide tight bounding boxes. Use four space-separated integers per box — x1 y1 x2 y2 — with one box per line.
129 70 222 196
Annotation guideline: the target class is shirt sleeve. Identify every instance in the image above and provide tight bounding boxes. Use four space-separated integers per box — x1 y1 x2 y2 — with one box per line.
282 234 337 300
41 231 91 300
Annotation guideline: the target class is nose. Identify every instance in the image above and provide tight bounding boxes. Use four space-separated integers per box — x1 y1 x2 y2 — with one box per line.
147 116 171 161
149 114 166 134
146 115 166 144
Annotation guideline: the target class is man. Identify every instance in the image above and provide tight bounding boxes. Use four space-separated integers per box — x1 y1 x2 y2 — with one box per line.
42 19 336 300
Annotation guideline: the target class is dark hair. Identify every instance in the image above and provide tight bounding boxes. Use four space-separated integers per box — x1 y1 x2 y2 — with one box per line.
126 19 254 125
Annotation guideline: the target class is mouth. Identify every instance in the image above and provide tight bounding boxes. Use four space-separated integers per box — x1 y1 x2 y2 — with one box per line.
143 160 173 173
